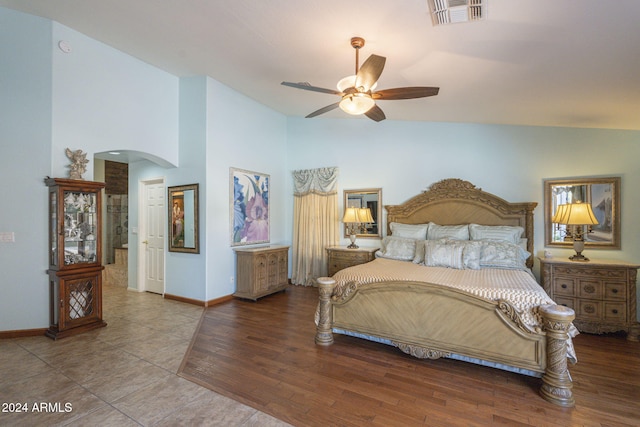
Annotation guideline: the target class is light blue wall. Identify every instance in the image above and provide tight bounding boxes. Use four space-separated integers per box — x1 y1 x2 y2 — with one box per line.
0 9 52 330
51 22 180 177
285 117 640 279
1 6 638 331
204 78 288 300
0 7 180 331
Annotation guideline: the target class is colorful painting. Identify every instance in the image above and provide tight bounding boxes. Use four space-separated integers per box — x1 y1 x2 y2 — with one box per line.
230 168 270 246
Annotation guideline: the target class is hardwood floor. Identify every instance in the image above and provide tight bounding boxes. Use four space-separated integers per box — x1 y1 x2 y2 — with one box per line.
178 285 640 427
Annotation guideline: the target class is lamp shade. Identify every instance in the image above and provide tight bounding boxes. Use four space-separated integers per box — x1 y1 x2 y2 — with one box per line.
555 201 599 225
342 207 360 223
358 208 374 223
551 204 569 223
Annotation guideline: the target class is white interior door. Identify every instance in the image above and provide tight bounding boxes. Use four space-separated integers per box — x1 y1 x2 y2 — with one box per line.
142 179 165 294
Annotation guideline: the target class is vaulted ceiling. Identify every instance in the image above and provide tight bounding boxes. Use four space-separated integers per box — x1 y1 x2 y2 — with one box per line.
2 0 639 130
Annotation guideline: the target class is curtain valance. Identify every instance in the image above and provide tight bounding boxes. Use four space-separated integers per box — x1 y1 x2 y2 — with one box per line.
292 167 339 195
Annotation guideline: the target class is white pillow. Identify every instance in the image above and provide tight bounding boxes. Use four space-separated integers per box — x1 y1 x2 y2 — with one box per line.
413 240 426 264
424 240 465 269
427 223 469 241
469 224 524 245
390 222 429 240
376 236 416 261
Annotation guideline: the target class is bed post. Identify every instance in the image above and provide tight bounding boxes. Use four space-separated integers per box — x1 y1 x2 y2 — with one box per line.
539 304 576 407
315 277 336 346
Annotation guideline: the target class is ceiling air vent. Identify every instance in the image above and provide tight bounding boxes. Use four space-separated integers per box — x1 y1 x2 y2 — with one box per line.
427 0 485 25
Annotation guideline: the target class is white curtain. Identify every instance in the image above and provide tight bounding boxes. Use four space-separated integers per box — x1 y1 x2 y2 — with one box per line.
291 167 339 286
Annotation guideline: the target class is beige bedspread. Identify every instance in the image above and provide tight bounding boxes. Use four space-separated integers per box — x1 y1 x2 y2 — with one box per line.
331 258 578 356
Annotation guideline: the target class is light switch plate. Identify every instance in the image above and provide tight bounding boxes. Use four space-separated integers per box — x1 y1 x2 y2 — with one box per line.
0 232 15 243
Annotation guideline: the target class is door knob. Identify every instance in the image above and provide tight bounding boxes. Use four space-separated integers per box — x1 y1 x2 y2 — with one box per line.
142 240 148 244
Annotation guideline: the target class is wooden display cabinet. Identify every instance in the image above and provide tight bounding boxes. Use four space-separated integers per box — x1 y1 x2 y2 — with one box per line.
45 178 107 339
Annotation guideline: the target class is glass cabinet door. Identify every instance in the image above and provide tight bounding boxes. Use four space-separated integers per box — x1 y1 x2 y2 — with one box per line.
62 191 98 265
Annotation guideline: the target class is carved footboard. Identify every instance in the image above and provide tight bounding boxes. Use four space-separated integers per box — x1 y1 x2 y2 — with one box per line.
315 277 575 407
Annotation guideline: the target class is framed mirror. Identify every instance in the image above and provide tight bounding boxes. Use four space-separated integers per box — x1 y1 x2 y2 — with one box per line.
544 177 620 249
343 188 382 238
168 183 199 253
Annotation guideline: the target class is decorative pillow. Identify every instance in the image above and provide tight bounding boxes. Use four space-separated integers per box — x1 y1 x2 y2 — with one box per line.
424 240 465 269
390 222 429 240
469 224 524 245
412 240 426 264
427 223 469 241
477 240 526 270
459 241 482 270
376 236 416 261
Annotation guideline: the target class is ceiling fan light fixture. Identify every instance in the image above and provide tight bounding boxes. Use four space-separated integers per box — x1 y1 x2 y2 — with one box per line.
339 93 375 115
337 75 377 93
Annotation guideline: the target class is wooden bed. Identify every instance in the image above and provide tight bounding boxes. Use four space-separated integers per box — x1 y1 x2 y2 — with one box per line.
315 178 577 407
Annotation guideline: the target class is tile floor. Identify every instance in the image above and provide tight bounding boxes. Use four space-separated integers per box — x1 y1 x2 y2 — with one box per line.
0 285 291 426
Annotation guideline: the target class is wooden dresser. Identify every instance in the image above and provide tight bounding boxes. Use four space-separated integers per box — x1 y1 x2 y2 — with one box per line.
326 246 378 277
234 245 289 300
539 257 639 341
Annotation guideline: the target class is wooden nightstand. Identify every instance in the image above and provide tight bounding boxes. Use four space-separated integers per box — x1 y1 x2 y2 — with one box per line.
539 257 639 341
326 246 378 276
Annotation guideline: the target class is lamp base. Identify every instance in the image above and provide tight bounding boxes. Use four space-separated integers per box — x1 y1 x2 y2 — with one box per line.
347 243 359 249
569 254 590 262
347 234 358 249
570 239 589 262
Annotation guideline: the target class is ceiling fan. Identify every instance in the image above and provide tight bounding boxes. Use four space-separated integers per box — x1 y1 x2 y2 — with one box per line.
281 37 439 122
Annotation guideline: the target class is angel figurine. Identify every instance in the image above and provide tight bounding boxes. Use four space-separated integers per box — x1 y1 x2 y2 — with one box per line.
65 148 89 180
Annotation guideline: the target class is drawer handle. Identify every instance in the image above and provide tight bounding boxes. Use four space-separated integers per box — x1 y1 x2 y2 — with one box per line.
612 288 619 294
561 284 567 289
612 309 619 314
583 285 595 294
584 305 595 314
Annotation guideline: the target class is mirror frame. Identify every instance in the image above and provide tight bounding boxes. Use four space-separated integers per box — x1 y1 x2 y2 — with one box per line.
343 188 382 238
168 183 200 254
544 177 620 249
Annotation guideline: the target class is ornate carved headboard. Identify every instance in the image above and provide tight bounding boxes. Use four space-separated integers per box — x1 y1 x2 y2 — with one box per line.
385 178 537 268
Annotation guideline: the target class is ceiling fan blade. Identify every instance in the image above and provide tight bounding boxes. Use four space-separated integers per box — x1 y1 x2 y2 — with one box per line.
305 102 340 118
281 81 342 95
365 104 386 122
355 54 386 92
372 87 440 100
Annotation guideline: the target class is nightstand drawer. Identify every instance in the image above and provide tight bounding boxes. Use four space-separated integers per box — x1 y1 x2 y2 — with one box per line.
577 280 603 299
554 278 576 296
605 282 626 300
577 300 602 319
326 246 378 276
604 302 627 321
554 296 575 309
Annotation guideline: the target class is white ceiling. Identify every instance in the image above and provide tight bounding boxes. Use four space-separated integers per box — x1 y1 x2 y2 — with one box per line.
3 0 640 130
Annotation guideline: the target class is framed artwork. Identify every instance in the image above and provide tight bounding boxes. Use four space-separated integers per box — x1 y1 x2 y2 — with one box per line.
544 176 620 249
168 184 199 253
230 168 270 246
